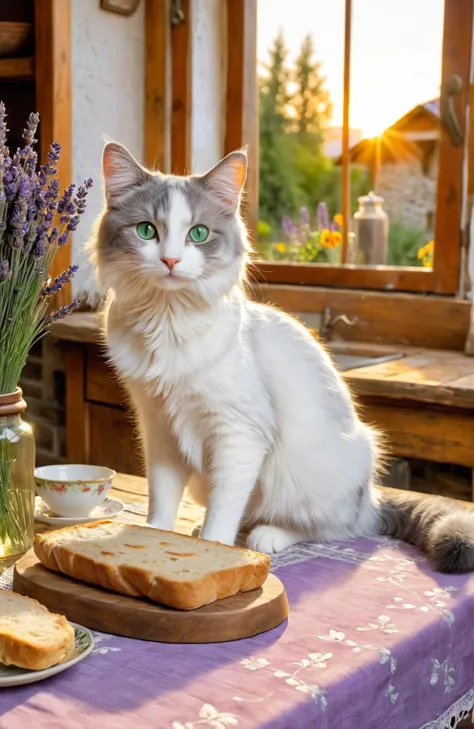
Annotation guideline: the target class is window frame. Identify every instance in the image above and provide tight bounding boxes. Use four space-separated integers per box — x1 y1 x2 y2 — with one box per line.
236 0 473 295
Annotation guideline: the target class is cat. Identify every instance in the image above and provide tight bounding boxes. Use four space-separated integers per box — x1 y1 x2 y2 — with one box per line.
90 141 474 573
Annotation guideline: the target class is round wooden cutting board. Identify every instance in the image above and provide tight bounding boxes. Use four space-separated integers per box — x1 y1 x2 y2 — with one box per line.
13 550 289 643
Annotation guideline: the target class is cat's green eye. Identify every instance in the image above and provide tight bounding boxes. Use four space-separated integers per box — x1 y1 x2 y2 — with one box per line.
136 222 158 241
188 225 209 244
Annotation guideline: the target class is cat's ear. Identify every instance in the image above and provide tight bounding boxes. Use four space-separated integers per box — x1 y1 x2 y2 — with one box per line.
102 142 149 203
200 150 247 211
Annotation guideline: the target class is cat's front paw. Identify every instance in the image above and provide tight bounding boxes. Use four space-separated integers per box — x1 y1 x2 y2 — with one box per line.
247 525 303 554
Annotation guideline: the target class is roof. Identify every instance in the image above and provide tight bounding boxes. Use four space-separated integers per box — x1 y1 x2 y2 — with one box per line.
336 98 440 166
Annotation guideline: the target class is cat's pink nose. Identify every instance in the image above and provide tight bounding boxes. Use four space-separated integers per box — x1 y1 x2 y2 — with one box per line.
161 257 180 271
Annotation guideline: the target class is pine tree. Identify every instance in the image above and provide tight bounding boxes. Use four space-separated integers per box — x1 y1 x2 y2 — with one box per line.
291 34 333 136
259 30 299 226
259 29 291 134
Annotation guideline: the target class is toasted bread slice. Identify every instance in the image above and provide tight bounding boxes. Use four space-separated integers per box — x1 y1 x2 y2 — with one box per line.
0 590 75 670
34 521 270 610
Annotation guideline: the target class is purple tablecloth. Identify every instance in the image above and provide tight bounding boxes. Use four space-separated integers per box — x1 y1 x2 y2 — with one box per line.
2 536 474 729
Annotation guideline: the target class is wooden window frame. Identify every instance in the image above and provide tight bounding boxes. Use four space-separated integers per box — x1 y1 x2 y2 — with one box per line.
228 0 473 294
35 0 72 308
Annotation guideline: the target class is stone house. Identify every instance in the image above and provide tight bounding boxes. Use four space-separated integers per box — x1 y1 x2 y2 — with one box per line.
346 99 439 236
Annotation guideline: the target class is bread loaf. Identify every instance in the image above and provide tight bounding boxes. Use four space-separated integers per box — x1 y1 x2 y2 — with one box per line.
0 590 75 670
35 521 271 610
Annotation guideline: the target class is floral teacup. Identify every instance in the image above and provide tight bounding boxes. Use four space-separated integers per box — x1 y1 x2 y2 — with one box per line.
34 465 116 518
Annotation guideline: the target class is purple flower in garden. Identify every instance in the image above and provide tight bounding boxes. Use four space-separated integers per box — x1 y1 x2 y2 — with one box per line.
300 207 310 226
0 260 10 281
282 216 296 236
317 202 329 231
45 298 80 324
42 265 79 297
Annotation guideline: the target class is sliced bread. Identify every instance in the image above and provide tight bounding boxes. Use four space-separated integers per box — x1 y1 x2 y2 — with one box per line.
35 521 271 610
0 590 75 670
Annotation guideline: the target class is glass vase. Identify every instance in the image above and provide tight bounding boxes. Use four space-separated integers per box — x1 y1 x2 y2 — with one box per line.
0 389 35 565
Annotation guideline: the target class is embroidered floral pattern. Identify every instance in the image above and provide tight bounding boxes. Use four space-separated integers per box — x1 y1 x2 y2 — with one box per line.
171 704 239 728
239 653 330 710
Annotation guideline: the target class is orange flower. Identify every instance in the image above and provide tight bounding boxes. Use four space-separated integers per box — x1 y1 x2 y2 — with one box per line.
333 213 343 228
320 229 341 249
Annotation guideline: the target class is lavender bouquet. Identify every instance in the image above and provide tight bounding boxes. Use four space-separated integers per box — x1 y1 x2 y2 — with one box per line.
0 103 92 556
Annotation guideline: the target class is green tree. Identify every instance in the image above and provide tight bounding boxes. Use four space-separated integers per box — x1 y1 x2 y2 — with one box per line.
291 34 333 136
259 30 299 226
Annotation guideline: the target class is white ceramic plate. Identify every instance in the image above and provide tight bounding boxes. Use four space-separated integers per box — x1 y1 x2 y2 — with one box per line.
0 623 94 688
34 496 124 527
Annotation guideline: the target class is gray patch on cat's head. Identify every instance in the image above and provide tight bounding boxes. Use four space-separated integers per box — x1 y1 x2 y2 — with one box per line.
181 174 248 272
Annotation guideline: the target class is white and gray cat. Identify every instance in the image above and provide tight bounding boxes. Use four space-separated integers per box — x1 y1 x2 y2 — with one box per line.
90 142 474 572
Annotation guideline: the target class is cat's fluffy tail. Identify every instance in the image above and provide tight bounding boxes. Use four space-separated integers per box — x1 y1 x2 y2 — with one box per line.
374 489 474 573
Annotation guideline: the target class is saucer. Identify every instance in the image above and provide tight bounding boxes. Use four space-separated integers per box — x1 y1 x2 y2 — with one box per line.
0 624 94 688
35 496 124 527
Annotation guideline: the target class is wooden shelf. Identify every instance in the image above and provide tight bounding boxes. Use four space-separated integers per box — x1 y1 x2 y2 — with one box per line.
0 57 34 81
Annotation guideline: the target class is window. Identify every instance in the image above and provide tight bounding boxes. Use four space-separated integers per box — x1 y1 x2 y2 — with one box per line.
226 0 473 294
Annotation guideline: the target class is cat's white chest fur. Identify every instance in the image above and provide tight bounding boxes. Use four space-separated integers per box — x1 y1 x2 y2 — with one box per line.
105 292 274 475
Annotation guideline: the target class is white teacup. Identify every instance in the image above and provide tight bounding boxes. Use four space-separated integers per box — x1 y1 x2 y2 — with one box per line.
34 464 116 518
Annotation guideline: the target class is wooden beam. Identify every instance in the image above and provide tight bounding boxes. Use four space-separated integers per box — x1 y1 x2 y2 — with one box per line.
34 0 72 307
341 0 352 263
145 0 170 171
252 284 471 350
0 57 34 81
224 0 258 243
359 400 474 468
171 0 192 174
433 0 473 294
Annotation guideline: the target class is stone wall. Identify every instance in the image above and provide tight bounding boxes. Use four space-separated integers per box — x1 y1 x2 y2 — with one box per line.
19 339 66 467
378 148 438 235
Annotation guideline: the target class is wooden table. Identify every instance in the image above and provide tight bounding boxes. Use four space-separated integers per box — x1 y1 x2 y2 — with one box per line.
33 472 204 537
4 472 474 729
51 313 474 496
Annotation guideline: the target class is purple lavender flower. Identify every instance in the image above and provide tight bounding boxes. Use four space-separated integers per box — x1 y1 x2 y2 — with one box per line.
57 184 75 214
48 226 59 245
22 112 39 146
32 229 47 258
300 207 310 227
42 264 79 296
58 231 69 246
74 178 93 215
282 216 296 236
26 150 38 176
329 220 337 232
0 260 10 281
9 175 31 247
0 102 7 154
45 298 80 324
48 142 61 165
67 215 80 232
4 163 19 202
317 202 329 231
